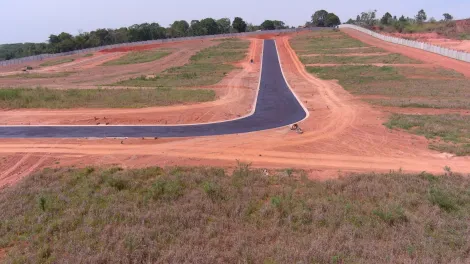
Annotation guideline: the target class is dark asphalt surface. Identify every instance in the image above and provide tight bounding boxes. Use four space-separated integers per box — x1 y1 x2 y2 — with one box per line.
0 40 307 138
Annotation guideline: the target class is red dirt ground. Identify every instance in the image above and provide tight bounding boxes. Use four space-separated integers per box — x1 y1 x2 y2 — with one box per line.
1 32 470 188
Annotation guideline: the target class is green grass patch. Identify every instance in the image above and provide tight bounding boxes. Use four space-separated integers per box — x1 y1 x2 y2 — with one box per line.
114 39 249 88
0 87 215 109
1 166 470 262
300 53 421 64
102 50 171 66
39 58 74 67
83 53 93 57
290 31 368 53
298 46 386 55
0 72 74 79
307 65 404 84
384 114 470 155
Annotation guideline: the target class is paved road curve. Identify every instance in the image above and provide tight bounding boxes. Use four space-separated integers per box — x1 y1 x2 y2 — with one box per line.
0 40 307 138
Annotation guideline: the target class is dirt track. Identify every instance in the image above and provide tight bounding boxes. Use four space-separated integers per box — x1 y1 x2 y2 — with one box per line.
1 32 470 187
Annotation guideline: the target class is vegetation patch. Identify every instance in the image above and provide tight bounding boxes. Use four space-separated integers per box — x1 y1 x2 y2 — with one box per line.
0 87 215 109
1 166 470 263
290 31 368 52
39 58 74 67
102 50 171 66
385 114 470 155
114 39 249 88
0 72 74 79
301 53 421 64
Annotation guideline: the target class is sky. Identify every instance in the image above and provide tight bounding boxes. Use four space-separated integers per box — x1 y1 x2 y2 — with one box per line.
1 0 469 44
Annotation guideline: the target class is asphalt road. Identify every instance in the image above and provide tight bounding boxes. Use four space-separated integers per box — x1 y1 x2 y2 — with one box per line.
0 40 307 138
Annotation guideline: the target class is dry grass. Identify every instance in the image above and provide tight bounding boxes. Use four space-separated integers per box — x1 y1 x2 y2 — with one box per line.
290 31 368 52
39 58 74 67
114 39 249 88
102 50 171 66
0 72 74 79
306 65 470 109
385 114 470 155
0 87 215 109
1 165 470 263
301 53 421 64
298 47 386 55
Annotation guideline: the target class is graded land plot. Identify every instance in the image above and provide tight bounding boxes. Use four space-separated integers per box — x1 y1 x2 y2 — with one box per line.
0 38 259 125
385 114 470 156
0 87 215 109
0 39 217 88
101 49 172 66
291 30 470 155
39 58 74 67
1 165 470 263
114 38 250 88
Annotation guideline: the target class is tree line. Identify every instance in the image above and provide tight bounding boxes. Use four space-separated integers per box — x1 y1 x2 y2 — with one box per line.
345 9 455 33
0 17 293 61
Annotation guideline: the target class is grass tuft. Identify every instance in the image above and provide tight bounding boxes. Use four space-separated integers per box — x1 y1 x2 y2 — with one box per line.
102 50 171 66
39 58 74 67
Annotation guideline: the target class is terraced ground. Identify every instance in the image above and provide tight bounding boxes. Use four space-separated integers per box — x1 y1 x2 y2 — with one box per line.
291 30 470 156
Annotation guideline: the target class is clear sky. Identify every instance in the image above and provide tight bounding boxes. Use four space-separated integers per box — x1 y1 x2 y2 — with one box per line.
0 0 468 44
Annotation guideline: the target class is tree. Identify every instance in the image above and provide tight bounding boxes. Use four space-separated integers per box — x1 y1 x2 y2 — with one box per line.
399 15 407 22
311 10 329 27
381 12 393 25
169 20 189 38
443 13 453 21
260 20 275 30
246 23 258 32
416 9 427 23
272 20 287 29
360 10 377 26
325 13 341 27
216 18 231 34
48 34 60 45
356 15 361 22
346 18 354 24
232 17 247 33
200 18 219 35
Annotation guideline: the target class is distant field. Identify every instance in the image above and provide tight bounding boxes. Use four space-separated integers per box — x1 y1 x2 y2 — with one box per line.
292 30 470 156
114 39 249 88
102 50 171 66
1 165 470 263
39 58 74 67
0 87 215 109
